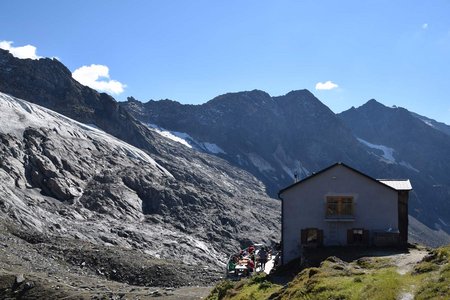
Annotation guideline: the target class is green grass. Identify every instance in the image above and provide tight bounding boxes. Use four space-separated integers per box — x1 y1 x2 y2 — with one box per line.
355 257 391 269
208 245 450 300
414 246 450 300
276 264 408 300
206 274 281 300
207 280 235 300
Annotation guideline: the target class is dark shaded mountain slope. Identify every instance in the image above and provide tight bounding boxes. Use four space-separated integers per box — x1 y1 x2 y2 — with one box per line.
122 92 450 246
122 90 383 196
339 100 450 233
410 111 450 137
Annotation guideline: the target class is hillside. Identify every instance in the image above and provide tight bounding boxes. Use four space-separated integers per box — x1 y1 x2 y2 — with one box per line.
0 48 282 294
207 245 450 300
339 100 450 237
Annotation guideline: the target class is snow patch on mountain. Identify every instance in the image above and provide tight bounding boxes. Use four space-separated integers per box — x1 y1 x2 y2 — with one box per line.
147 124 192 148
281 164 295 179
202 142 225 154
279 162 310 180
147 123 226 154
357 137 396 163
419 118 436 128
247 153 275 172
0 92 173 178
356 138 420 172
439 218 448 227
399 161 420 173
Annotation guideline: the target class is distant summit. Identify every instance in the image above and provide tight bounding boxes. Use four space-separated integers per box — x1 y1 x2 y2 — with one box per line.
121 89 380 196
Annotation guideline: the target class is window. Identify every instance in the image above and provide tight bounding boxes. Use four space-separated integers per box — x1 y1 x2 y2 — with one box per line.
306 228 318 243
347 228 368 245
326 196 354 218
352 229 364 243
301 228 323 246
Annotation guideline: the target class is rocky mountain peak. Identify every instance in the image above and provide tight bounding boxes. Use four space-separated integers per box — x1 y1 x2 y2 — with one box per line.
126 96 139 103
278 89 326 108
284 89 315 98
365 98 385 106
205 89 272 109
354 99 420 125
274 89 337 121
0 48 73 83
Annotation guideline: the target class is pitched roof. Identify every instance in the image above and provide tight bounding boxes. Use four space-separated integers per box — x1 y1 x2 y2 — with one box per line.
278 162 412 197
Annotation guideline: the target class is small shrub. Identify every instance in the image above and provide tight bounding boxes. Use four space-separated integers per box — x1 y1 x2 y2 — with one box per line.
258 281 272 290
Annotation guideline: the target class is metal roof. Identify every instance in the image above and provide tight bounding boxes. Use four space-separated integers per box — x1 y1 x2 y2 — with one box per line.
378 179 413 191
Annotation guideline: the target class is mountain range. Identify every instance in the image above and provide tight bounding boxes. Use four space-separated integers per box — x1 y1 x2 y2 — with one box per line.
0 46 450 295
121 90 450 246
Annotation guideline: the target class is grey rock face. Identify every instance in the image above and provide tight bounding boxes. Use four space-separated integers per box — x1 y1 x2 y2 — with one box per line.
0 92 280 275
0 49 280 271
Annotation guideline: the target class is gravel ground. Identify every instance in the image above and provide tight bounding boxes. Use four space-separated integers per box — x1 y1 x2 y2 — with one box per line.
0 221 219 299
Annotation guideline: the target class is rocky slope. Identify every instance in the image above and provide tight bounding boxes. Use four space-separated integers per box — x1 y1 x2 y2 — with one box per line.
0 91 280 294
339 100 450 236
410 111 450 137
0 48 281 292
0 91 280 265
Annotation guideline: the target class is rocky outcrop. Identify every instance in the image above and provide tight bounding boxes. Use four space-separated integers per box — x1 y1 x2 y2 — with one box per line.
0 48 153 154
0 92 280 275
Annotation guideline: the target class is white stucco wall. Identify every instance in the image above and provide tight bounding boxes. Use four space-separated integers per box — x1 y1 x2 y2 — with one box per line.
280 164 398 264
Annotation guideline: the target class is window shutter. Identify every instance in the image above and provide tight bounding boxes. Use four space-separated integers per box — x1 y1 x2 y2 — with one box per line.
301 229 307 244
347 229 353 244
318 229 324 245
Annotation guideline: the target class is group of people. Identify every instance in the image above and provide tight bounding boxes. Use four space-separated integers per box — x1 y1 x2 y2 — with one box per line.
227 244 271 277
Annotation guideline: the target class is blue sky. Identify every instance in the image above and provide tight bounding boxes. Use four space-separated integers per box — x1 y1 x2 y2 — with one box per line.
1 0 450 124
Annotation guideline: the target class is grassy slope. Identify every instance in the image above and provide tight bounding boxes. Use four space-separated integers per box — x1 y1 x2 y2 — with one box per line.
207 246 450 300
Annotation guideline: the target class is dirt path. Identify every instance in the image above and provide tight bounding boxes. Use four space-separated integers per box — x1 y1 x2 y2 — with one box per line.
385 248 428 275
383 248 428 300
158 286 214 299
398 291 414 300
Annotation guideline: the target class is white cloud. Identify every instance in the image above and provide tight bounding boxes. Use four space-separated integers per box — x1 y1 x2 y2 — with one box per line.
0 40 41 59
72 64 126 95
422 23 428 30
315 81 339 90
